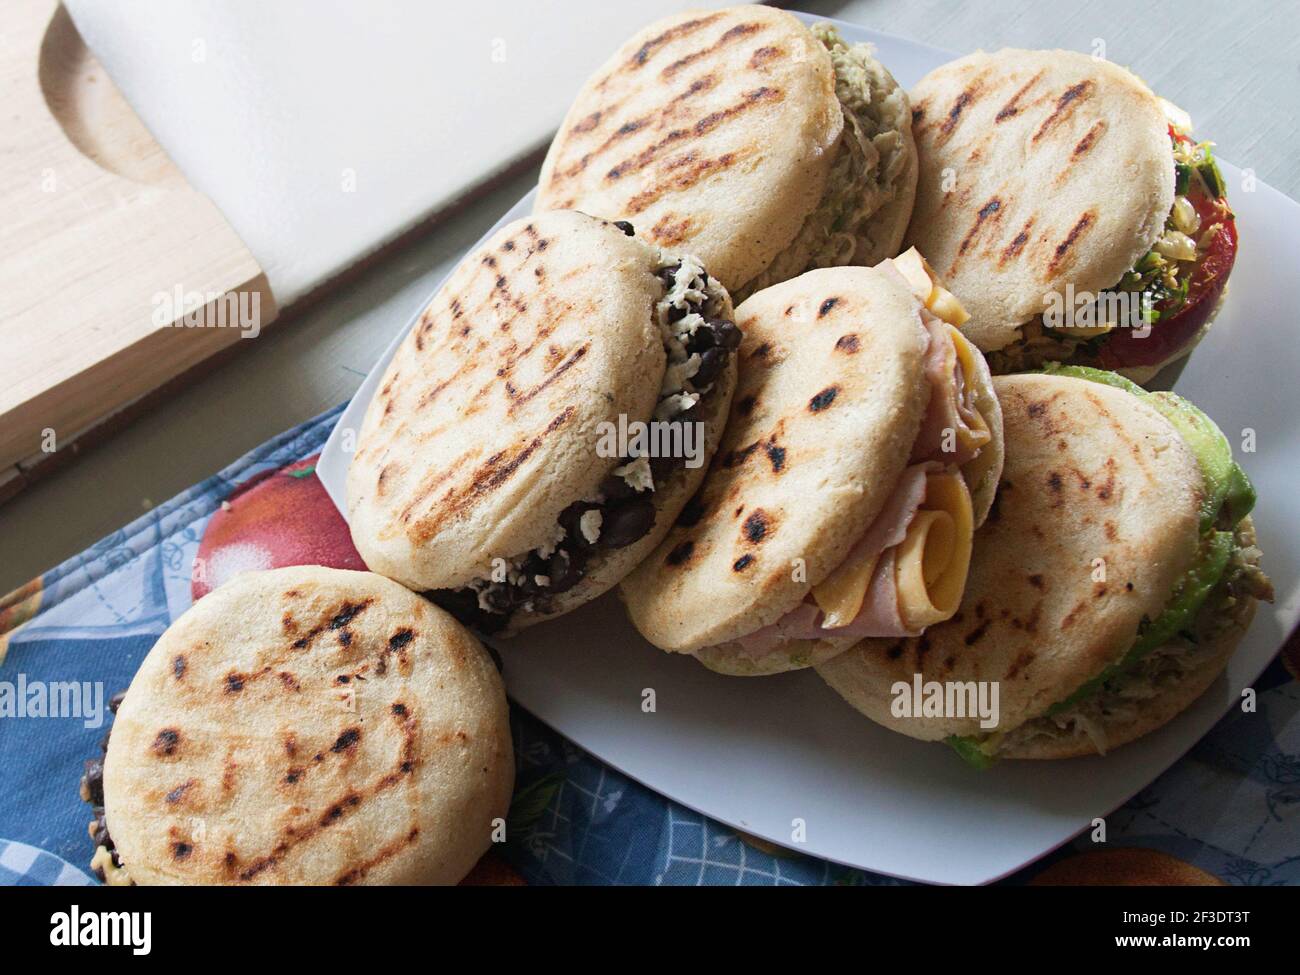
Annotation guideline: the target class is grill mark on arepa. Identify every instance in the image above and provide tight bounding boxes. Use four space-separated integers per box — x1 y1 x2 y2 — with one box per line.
660 21 765 80
957 197 1003 259
504 344 588 410
1032 81 1095 143
835 333 860 353
237 704 420 882
998 218 1035 266
409 407 576 539
733 554 754 572
935 75 987 144
649 213 693 246
749 45 783 69
995 70 1045 122
550 74 719 185
334 827 422 886
289 599 376 651
625 148 753 215
604 86 780 184
628 13 722 69
1046 212 1095 275
818 297 839 317
1072 119 1106 157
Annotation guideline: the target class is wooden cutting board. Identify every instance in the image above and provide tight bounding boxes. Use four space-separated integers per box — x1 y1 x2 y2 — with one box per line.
0 0 275 499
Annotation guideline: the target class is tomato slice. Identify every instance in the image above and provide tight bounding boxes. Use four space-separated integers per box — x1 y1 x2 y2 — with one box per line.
1098 192 1237 370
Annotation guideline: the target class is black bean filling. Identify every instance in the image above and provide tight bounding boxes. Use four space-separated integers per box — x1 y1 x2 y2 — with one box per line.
431 253 740 634
80 690 129 883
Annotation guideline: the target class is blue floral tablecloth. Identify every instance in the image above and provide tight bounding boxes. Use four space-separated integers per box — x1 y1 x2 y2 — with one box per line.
1 405 1296 885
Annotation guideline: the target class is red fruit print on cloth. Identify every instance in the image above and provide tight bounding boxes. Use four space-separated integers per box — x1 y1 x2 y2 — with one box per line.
192 453 366 601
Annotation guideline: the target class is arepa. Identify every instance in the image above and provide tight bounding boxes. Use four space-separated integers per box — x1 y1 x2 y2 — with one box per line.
536 6 917 301
96 567 513 885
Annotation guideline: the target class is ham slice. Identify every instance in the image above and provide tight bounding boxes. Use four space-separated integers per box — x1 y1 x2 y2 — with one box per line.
725 464 934 659
912 312 979 466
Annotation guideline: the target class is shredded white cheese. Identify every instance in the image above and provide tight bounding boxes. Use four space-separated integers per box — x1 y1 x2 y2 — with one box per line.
579 509 603 544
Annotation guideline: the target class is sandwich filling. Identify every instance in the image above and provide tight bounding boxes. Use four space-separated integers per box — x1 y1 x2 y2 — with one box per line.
705 253 997 664
948 367 1272 767
432 244 738 633
79 691 133 886
733 24 912 302
986 111 1237 375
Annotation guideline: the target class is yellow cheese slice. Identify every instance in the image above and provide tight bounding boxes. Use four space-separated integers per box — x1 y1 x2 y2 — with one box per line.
896 473 974 630
810 548 882 630
892 248 970 326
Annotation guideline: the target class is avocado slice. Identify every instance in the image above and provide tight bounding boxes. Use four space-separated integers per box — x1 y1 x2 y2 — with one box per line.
1143 391 1255 530
1041 362 1145 395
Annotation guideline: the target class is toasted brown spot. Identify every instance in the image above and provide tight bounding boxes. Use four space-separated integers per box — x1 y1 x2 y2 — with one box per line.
835 334 860 353
818 297 839 317
809 386 838 412
411 407 575 539
676 496 706 528
172 655 186 680
764 443 786 473
571 110 602 134
733 554 754 572
748 44 782 69
331 728 361 753
742 509 770 543
1004 650 1035 680
172 841 193 860
736 393 759 416
153 729 180 756
389 629 414 651
1028 574 1045 590
723 441 760 468
330 601 372 630
649 213 692 247
665 540 695 566
964 621 990 646
165 780 194 804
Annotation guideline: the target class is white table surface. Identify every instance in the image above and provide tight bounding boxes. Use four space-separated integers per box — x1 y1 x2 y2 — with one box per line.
3 0 1298 596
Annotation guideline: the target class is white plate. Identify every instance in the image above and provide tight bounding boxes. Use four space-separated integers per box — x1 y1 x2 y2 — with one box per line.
316 14 1300 884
